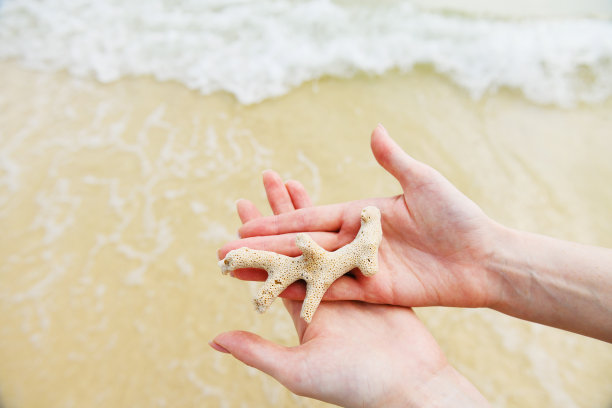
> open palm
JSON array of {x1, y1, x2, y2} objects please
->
[
  {"x1": 213, "y1": 169, "x2": 487, "y2": 407},
  {"x1": 213, "y1": 299, "x2": 459, "y2": 408},
  {"x1": 219, "y1": 125, "x2": 500, "y2": 309}
]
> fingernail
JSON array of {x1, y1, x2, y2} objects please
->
[
  {"x1": 377, "y1": 123, "x2": 386, "y2": 132},
  {"x1": 209, "y1": 341, "x2": 230, "y2": 354}
]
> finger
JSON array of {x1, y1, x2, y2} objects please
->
[
  {"x1": 263, "y1": 170, "x2": 295, "y2": 215},
  {"x1": 229, "y1": 271, "x2": 311, "y2": 335},
  {"x1": 282, "y1": 298, "x2": 309, "y2": 339},
  {"x1": 238, "y1": 203, "x2": 345, "y2": 238},
  {"x1": 229, "y1": 273, "x2": 321, "y2": 304},
  {"x1": 232, "y1": 268, "x2": 268, "y2": 281},
  {"x1": 370, "y1": 124, "x2": 429, "y2": 191},
  {"x1": 218, "y1": 231, "x2": 342, "y2": 260},
  {"x1": 230, "y1": 269, "x2": 363, "y2": 291},
  {"x1": 279, "y1": 274, "x2": 374, "y2": 303},
  {"x1": 236, "y1": 199, "x2": 262, "y2": 224},
  {"x1": 211, "y1": 331, "x2": 294, "y2": 382},
  {"x1": 285, "y1": 180, "x2": 312, "y2": 208},
  {"x1": 260, "y1": 171, "x2": 311, "y2": 334}
]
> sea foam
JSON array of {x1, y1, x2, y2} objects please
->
[{"x1": 0, "y1": 0, "x2": 611, "y2": 106}]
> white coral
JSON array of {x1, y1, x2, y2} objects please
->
[{"x1": 219, "y1": 206, "x2": 382, "y2": 322}]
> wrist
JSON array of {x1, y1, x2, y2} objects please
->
[
  {"x1": 478, "y1": 222, "x2": 612, "y2": 341},
  {"x1": 380, "y1": 365, "x2": 489, "y2": 408},
  {"x1": 479, "y1": 221, "x2": 523, "y2": 311}
]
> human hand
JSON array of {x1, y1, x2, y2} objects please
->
[
  {"x1": 212, "y1": 302, "x2": 489, "y2": 407},
  {"x1": 219, "y1": 125, "x2": 502, "y2": 309},
  {"x1": 212, "y1": 177, "x2": 488, "y2": 407}
]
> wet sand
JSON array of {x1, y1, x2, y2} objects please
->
[{"x1": 0, "y1": 60, "x2": 611, "y2": 407}]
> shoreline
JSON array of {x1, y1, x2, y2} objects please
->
[{"x1": 1, "y1": 60, "x2": 611, "y2": 407}]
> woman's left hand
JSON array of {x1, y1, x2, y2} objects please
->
[{"x1": 211, "y1": 172, "x2": 488, "y2": 407}]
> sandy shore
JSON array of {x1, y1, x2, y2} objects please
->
[{"x1": 0, "y1": 60, "x2": 611, "y2": 407}]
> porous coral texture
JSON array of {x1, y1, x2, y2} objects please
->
[{"x1": 219, "y1": 206, "x2": 383, "y2": 322}]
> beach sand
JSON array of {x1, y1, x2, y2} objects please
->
[{"x1": 0, "y1": 59, "x2": 611, "y2": 407}]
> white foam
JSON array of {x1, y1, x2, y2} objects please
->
[
  {"x1": 175, "y1": 255, "x2": 194, "y2": 276},
  {"x1": 198, "y1": 221, "x2": 235, "y2": 243},
  {"x1": 189, "y1": 201, "x2": 208, "y2": 214},
  {"x1": 1, "y1": 1, "x2": 611, "y2": 107},
  {"x1": 30, "y1": 178, "x2": 81, "y2": 245},
  {"x1": 163, "y1": 189, "x2": 186, "y2": 200},
  {"x1": 296, "y1": 150, "x2": 321, "y2": 203}
]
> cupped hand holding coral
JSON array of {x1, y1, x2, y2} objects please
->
[
  {"x1": 212, "y1": 173, "x2": 488, "y2": 408},
  {"x1": 218, "y1": 125, "x2": 501, "y2": 310}
]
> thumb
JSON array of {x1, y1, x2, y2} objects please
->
[
  {"x1": 211, "y1": 331, "x2": 292, "y2": 381},
  {"x1": 371, "y1": 124, "x2": 427, "y2": 191}
]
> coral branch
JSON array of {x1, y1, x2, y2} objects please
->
[{"x1": 219, "y1": 206, "x2": 382, "y2": 323}]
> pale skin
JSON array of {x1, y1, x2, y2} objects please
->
[
  {"x1": 212, "y1": 163, "x2": 489, "y2": 407},
  {"x1": 219, "y1": 124, "x2": 612, "y2": 343},
  {"x1": 212, "y1": 124, "x2": 612, "y2": 406}
]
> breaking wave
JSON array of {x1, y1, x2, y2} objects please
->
[{"x1": 0, "y1": 0, "x2": 611, "y2": 106}]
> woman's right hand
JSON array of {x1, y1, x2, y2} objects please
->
[
  {"x1": 213, "y1": 167, "x2": 489, "y2": 408},
  {"x1": 219, "y1": 125, "x2": 504, "y2": 310}
]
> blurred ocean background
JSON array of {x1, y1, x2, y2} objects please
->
[
  {"x1": 1, "y1": 0, "x2": 612, "y2": 106},
  {"x1": 0, "y1": 1, "x2": 611, "y2": 407}
]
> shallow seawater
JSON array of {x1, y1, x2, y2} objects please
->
[
  {"x1": 1, "y1": 1, "x2": 612, "y2": 406},
  {"x1": 1, "y1": 0, "x2": 612, "y2": 106},
  {"x1": 1, "y1": 61, "x2": 612, "y2": 407}
]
